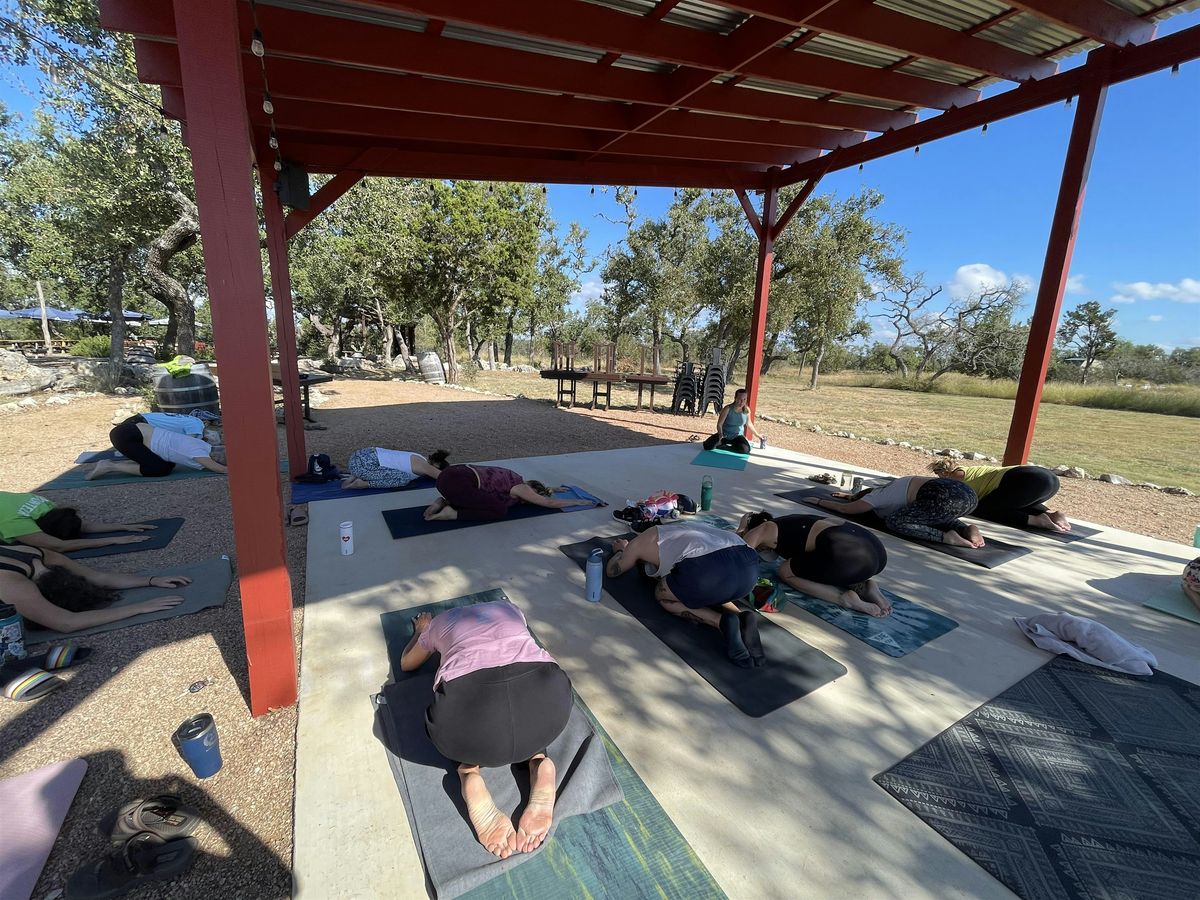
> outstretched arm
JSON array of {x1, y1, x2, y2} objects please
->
[
  {"x1": 14, "y1": 531, "x2": 150, "y2": 552},
  {"x1": 0, "y1": 573, "x2": 182, "y2": 634},
  {"x1": 39, "y1": 549, "x2": 192, "y2": 591},
  {"x1": 81, "y1": 520, "x2": 157, "y2": 534},
  {"x1": 196, "y1": 456, "x2": 227, "y2": 474},
  {"x1": 804, "y1": 496, "x2": 874, "y2": 515},
  {"x1": 511, "y1": 483, "x2": 600, "y2": 509},
  {"x1": 401, "y1": 612, "x2": 434, "y2": 671}
]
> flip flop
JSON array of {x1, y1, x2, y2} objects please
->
[
  {"x1": 38, "y1": 644, "x2": 93, "y2": 671},
  {"x1": 65, "y1": 832, "x2": 198, "y2": 900},
  {"x1": 102, "y1": 795, "x2": 202, "y2": 846},
  {"x1": 2, "y1": 668, "x2": 66, "y2": 702},
  {"x1": 287, "y1": 506, "x2": 309, "y2": 527}
]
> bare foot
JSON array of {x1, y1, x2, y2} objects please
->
[
  {"x1": 853, "y1": 580, "x2": 892, "y2": 616},
  {"x1": 837, "y1": 589, "x2": 887, "y2": 618},
  {"x1": 423, "y1": 498, "x2": 447, "y2": 520},
  {"x1": 964, "y1": 524, "x2": 986, "y2": 547},
  {"x1": 85, "y1": 461, "x2": 111, "y2": 480},
  {"x1": 341, "y1": 477, "x2": 370, "y2": 490},
  {"x1": 942, "y1": 530, "x2": 978, "y2": 549},
  {"x1": 460, "y1": 767, "x2": 517, "y2": 859},
  {"x1": 517, "y1": 755, "x2": 556, "y2": 853},
  {"x1": 1041, "y1": 511, "x2": 1071, "y2": 532}
]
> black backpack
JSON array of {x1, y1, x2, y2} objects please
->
[{"x1": 295, "y1": 453, "x2": 342, "y2": 484}]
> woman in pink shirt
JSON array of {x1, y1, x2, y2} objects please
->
[
  {"x1": 423, "y1": 462, "x2": 600, "y2": 521},
  {"x1": 400, "y1": 600, "x2": 572, "y2": 859}
]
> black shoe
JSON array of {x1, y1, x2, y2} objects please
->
[
  {"x1": 719, "y1": 613, "x2": 752, "y2": 668},
  {"x1": 739, "y1": 610, "x2": 767, "y2": 667},
  {"x1": 66, "y1": 832, "x2": 197, "y2": 899}
]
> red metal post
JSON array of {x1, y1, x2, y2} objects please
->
[
  {"x1": 1004, "y1": 74, "x2": 1108, "y2": 465},
  {"x1": 173, "y1": 0, "x2": 298, "y2": 715},
  {"x1": 260, "y1": 162, "x2": 307, "y2": 479},
  {"x1": 743, "y1": 184, "x2": 778, "y2": 413}
]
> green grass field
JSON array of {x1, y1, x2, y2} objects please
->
[{"x1": 469, "y1": 370, "x2": 1200, "y2": 493}]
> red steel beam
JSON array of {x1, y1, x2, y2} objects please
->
[
  {"x1": 734, "y1": 187, "x2": 763, "y2": 239},
  {"x1": 171, "y1": 0, "x2": 297, "y2": 716},
  {"x1": 258, "y1": 156, "x2": 307, "y2": 480},
  {"x1": 779, "y1": 24, "x2": 1200, "y2": 185},
  {"x1": 770, "y1": 173, "x2": 823, "y2": 240},
  {"x1": 1004, "y1": 72, "x2": 1108, "y2": 466},
  {"x1": 743, "y1": 181, "x2": 779, "y2": 413},
  {"x1": 1009, "y1": 1, "x2": 1156, "y2": 47},
  {"x1": 282, "y1": 147, "x2": 392, "y2": 239}
]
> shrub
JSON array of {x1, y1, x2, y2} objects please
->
[{"x1": 69, "y1": 335, "x2": 112, "y2": 358}]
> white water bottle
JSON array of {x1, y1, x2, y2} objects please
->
[
  {"x1": 339, "y1": 520, "x2": 354, "y2": 556},
  {"x1": 585, "y1": 548, "x2": 604, "y2": 602}
]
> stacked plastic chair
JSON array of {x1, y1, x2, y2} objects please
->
[
  {"x1": 671, "y1": 361, "x2": 698, "y2": 415},
  {"x1": 700, "y1": 348, "x2": 726, "y2": 416}
]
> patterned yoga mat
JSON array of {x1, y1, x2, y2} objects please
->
[{"x1": 875, "y1": 655, "x2": 1200, "y2": 899}]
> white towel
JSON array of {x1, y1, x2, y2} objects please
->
[{"x1": 1013, "y1": 612, "x2": 1157, "y2": 675}]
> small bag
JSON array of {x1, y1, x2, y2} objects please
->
[{"x1": 294, "y1": 453, "x2": 342, "y2": 484}]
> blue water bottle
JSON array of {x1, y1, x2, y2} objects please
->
[
  {"x1": 173, "y1": 713, "x2": 223, "y2": 778},
  {"x1": 585, "y1": 548, "x2": 604, "y2": 602},
  {"x1": 0, "y1": 603, "x2": 26, "y2": 665}
]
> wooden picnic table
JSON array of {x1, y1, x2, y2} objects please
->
[{"x1": 273, "y1": 371, "x2": 333, "y2": 421}]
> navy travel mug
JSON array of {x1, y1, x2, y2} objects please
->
[{"x1": 173, "y1": 713, "x2": 223, "y2": 778}]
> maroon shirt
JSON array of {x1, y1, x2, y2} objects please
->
[{"x1": 436, "y1": 464, "x2": 525, "y2": 520}]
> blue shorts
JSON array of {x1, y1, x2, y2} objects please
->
[{"x1": 666, "y1": 544, "x2": 760, "y2": 609}]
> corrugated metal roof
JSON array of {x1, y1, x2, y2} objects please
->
[
  {"x1": 898, "y1": 57, "x2": 984, "y2": 86},
  {"x1": 440, "y1": 24, "x2": 606, "y2": 64},
  {"x1": 260, "y1": 0, "x2": 425, "y2": 31},
  {"x1": 798, "y1": 32, "x2": 910, "y2": 69},
  {"x1": 981, "y1": 11, "x2": 1086, "y2": 57},
  {"x1": 876, "y1": 0, "x2": 1011, "y2": 32},
  {"x1": 732, "y1": 77, "x2": 830, "y2": 101},
  {"x1": 662, "y1": 0, "x2": 748, "y2": 36}
]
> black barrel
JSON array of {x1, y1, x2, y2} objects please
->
[{"x1": 154, "y1": 370, "x2": 219, "y2": 415}]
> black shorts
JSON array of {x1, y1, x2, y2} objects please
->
[
  {"x1": 666, "y1": 544, "x2": 760, "y2": 609},
  {"x1": 425, "y1": 661, "x2": 572, "y2": 767},
  {"x1": 109, "y1": 415, "x2": 175, "y2": 478}
]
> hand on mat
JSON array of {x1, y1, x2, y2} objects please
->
[
  {"x1": 149, "y1": 575, "x2": 192, "y2": 589},
  {"x1": 412, "y1": 612, "x2": 432, "y2": 635},
  {"x1": 801, "y1": 497, "x2": 824, "y2": 508},
  {"x1": 134, "y1": 596, "x2": 185, "y2": 614},
  {"x1": 120, "y1": 524, "x2": 158, "y2": 532},
  {"x1": 111, "y1": 535, "x2": 151, "y2": 545}
]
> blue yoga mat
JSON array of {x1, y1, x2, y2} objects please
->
[
  {"x1": 65, "y1": 517, "x2": 185, "y2": 560},
  {"x1": 381, "y1": 486, "x2": 604, "y2": 539},
  {"x1": 689, "y1": 448, "x2": 749, "y2": 471},
  {"x1": 759, "y1": 559, "x2": 958, "y2": 657},
  {"x1": 290, "y1": 475, "x2": 434, "y2": 504}
]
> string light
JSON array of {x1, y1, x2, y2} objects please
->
[
  {"x1": 1065, "y1": 96, "x2": 1073, "y2": 108},
  {"x1": 251, "y1": 30, "x2": 265, "y2": 57},
  {"x1": 249, "y1": 0, "x2": 284, "y2": 176},
  {"x1": 268, "y1": 133, "x2": 279, "y2": 150},
  {"x1": 914, "y1": 145, "x2": 920, "y2": 155},
  {"x1": 273, "y1": 159, "x2": 282, "y2": 172},
  {"x1": 262, "y1": 92, "x2": 274, "y2": 115},
  {"x1": 590, "y1": 186, "x2": 595, "y2": 195},
  {"x1": 981, "y1": 123, "x2": 988, "y2": 135},
  {"x1": 1171, "y1": 63, "x2": 1180, "y2": 77},
  {"x1": 633, "y1": 188, "x2": 638, "y2": 197},
  {"x1": 858, "y1": 163, "x2": 864, "y2": 172}
]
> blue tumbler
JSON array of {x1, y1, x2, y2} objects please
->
[
  {"x1": 0, "y1": 603, "x2": 26, "y2": 665},
  {"x1": 173, "y1": 713, "x2": 223, "y2": 778}
]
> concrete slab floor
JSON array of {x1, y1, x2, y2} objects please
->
[{"x1": 292, "y1": 443, "x2": 1200, "y2": 900}]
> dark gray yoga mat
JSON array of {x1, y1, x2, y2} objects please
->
[
  {"x1": 381, "y1": 486, "x2": 603, "y2": 540},
  {"x1": 776, "y1": 486, "x2": 1032, "y2": 569},
  {"x1": 23, "y1": 554, "x2": 232, "y2": 643},
  {"x1": 978, "y1": 518, "x2": 1101, "y2": 544},
  {"x1": 65, "y1": 517, "x2": 184, "y2": 560},
  {"x1": 875, "y1": 655, "x2": 1200, "y2": 900},
  {"x1": 560, "y1": 535, "x2": 846, "y2": 717}
]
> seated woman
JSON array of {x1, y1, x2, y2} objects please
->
[
  {"x1": 400, "y1": 600, "x2": 572, "y2": 859},
  {"x1": 87, "y1": 414, "x2": 226, "y2": 480},
  {"x1": 605, "y1": 522, "x2": 764, "y2": 667},
  {"x1": 929, "y1": 459, "x2": 1070, "y2": 533},
  {"x1": 342, "y1": 448, "x2": 449, "y2": 490},
  {"x1": 0, "y1": 543, "x2": 187, "y2": 634},
  {"x1": 738, "y1": 511, "x2": 891, "y2": 617},
  {"x1": 808, "y1": 475, "x2": 984, "y2": 549},
  {"x1": 702, "y1": 388, "x2": 763, "y2": 455},
  {"x1": 0, "y1": 490, "x2": 155, "y2": 552},
  {"x1": 424, "y1": 463, "x2": 601, "y2": 521}
]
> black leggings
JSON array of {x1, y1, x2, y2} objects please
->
[
  {"x1": 789, "y1": 522, "x2": 887, "y2": 587},
  {"x1": 703, "y1": 434, "x2": 751, "y2": 454},
  {"x1": 974, "y1": 466, "x2": 1059, "y2": 529},
  {"x1": 883, "y1": 478, "x2": 978, "y2": 543},
  {"x1": 425, "y1": 662, "x2": 572, "y2": 768},
  {"x1": 109, "y1": 415, "x2": 174, "y2": 477}
]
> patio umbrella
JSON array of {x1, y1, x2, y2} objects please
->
[{"x1": 0, "y1": 306, "x2": 84, "y2": 321}]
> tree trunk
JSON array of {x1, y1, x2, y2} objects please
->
[
  {"x1": 760, "y1": 332, "x2": 780, "y2": 375},
  {"x1": 809, "y1": 343, "x2": 826, "y2": 389},
  {"x1": 503, "y1": 310, "x2": 516, "y2": 365},
  {"x1": 307, "y1": 313, "x2": 339, "y2": 359},
  {"x1": 796, "y1": 350, "x2": 808, "y2": 377},
  {"x1": 725, "y1": 339, "x2": 746, "y2": 384},
  {"x1": 395, "y1": 325, "x2": 416, "y2": 373},
  {"x1": 1081, "y1": 358, "x2": 1093, "y2": 384},
  {"x1": 144, "y1": 191, "x2": 200, "y2": 356},
  {"x1": 35, "y1": 280, "x2": 52, "y2": 352},
  {"x1": 106, "y1": 254, "x2": 127, "y2": 374}
]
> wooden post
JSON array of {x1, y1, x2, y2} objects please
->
[
  {"x1": 174, "y1": 0, "x2": 298, "y2": 715},
  {"x1": 743, "y1": 185, "x2": 777, "y2": 413},
  {"x1": 1004, "y1": 73, "x2": 1108, "y2": 465},
  {"x1": 260, "y1": 161, "x2": 308, "y2": 479}
]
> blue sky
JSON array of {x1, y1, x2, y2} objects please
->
[{"x1": 2, "y1": 11, "x2": 1196, "y2": 348}]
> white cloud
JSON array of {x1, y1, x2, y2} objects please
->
[
  {"x1": 569, "y1": 279, "x2": 606, "y2": 307},
  {"x1": 1065, "y1": 274, "x2": 1086, "y2": 294},
  {"x1": 1148, "y1": 314, "x2": 1164, "y2": 322},
  {"x1": 1110, "y1": 277, "x2": 1200, "y2": 305},
  {"x1": 948, "y1": 263, "x2": 1009, "y2": 299}
]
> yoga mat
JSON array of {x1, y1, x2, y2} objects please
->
[
  {"x1": 291, "y1": 475, "x2": 435, "y2": 504},
  {"x1": 979, "y1": 519, "x2": 1102, "y2": 544},
  {"x1": 64, "y1": 517, "x2": 184, "y2": 560},
  {"x1": 379, "y1": 590, "x2": 723, "y2": 900},
  {"x1": 74, "y1": 448, "x2": 122, "y2": 464},
  {"x1": 382, "y1": 486, "x2": 603, "y2": 540},
  {"x1": 560, "y1": 536, "x2": 846, "y2": 717},
  {"x1": 1144, "y1": 590, "x2": 1200, "y2": 625},
  {"x1": 760, "y1": 559, "x2": 958, "y2": 657},
  {"x1": 23, "y1": 554, "x2": 232, "y2": 643},
  {"x1": 38, "y1": 458, "x2": 286, "y2": 491},
  {"x1": 0, "y1": 758, "x2": 88, "y2": 900},
  {"x1": 1087, "y1": 571, "x2": 1200, "y2": 625},
  {"x1": 776, "y1": 486, "x2": 1032, "y2": 569},
  {"x1": 689, "y1": 448, "x2": 749, "y2": 471},
  {"x1": 875, "y1": 655, "x2": 1200, "y2": 900}
]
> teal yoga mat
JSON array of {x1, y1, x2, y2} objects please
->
[
  {"x1": 1144, "y1": 590, "x2": 1200, "y2": 625},
  {"x1": 689, "y1": 448, "x2": 749, "y2": 471},
  {"x1": 379, "y1": 590, "x2": 725, "y2": 900}
]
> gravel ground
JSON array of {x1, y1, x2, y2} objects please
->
[{"x1": 1, "y1": 375, "x2": 1194, "y2": 900}]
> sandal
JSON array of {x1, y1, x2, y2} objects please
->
[
  {"x1": 102, "y1": 795, "x2": 202, "y2": 846},
  {"x1": 287, "y1": 506, "x2": 309, "y2": 527},
  {"x1": 66, "y1": 832, "x2": 197, "y2": 900},
  {"x1": 2, "y1": 667, "x2": 66, "y2": 702},
  {"x1": 38, "y1": 644, "x2": 92, "y2": 671}
]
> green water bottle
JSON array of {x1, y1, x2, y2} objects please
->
[
  {"x1": 1193, "y1": 524, "x2": 1200, "y2": 549},
  {"x1": 701, "y1": 475, "x2": 714, "y2": 512}
]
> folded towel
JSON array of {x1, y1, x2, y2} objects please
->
[{"x1": 1013, "y1": 612, "x2": 1157, "y2": 675}]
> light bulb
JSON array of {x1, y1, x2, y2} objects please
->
[
  {"x1": 251, "y1": 30, "x2": 265, "y2": 57},
  {"x1": 982, "y1": 123, "x2": 988, "y2": 134},
  {"x1": 268, "y1": 134, "x2": 278, "y2": 150},
  {"x1": 263, "y1": 94, "x2": 274, "y2": 115},
  {"x1": 273, "y1": 159, "x2": 282, "y2": 172}
]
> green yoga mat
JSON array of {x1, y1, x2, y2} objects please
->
[
  {"x1": 689, "y1": 448, "x2": 749, "y2": 471},
  {"x1": 1144, "y1": 590, "x2": 1200, "y2": 625},
  {"x1": 23, "y1": 554, "x2": 233, "y2": 643},
  {"x1": 380, "y1": 590, "x2": 725, "y2": 900}
]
